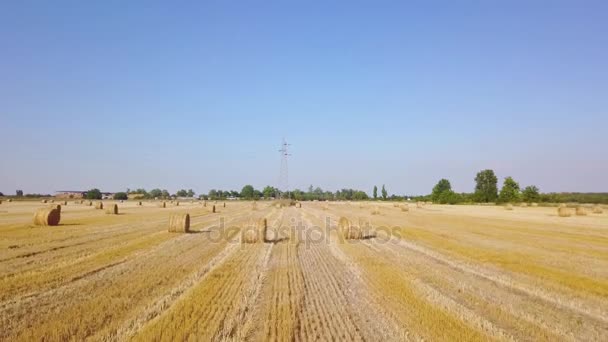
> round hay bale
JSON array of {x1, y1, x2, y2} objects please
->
[
  {"x1": 505, "y1": 204, "x2": 513, "y2": 210},
  {"x1": 95, "y1": 202, "x2": 104, "y2": 210},
  {"x1": 520, "y1": 203, "x2": 528, "y2": 207},
  {"x1": 251, "y1": 202, "x2": 257, "y2": 210},
  {"x1": 416, "y1": 202, "x2": 423, "y2": 208},
  {"x1": 531, "y1": 203, "x2": 538, "y2": 207},
  {"x1": 0, "y1": 200, "x2": 2, "y2": 205},
  {"x1": 168, "y1": 213, "x2": 190, "y2": 233},
  {"x1": 86, "y1": 201, "x2": 92, "y2": 206},
  {"x1": 105, "y1": 204, "x2": 118, "y2": 215},
  {"x1": 41, "y1": 199, "x2": 48, "y2": 203},
  {"x1": 8, "y1": 199, "x2": 12, "y2": 202},
  {"x1": 50, "y1": 199, "x2": 55, "y2": 203},
  {"x1": 212, "y1": 205, "x2": 216, "y2": 213},
  {"x1": 160, "y1": 201, "x2": 166, "y2": 208},
  {"x1": 241, "y1": 218, "x2": 267, "y2": 243},
  {"x1": 400, "y1": 204, "x2": 409, "y2": 212},
  {"x1": 295, "y1": 202, "x2": 302, "y2": 208},
  {"x1": 137, "y1": 201, "x2": 142, "y2": 206},
  {"x1": 371, "y1": 206, "x2": 380, "y2": 215},
  {"x1": 223, "y1": 202, "x2": 226, "y2": 207},
  {"x1": 575, "y1": 207, "x2": 587, "y2": 216},
  {"x1": 592, "y1": 206, "x2": 603, "y2": 214},
  {"x1": 33, "y1": 208, "x2": 61, "y2": 226},
  {"x1": 558, "y1": 207, "x2": 572, "y2": 217},
  {"x1": 203, "y1": 201, "x2": 207, "y2": 207},
  {"x1": 559, "y1": 203, "x2": 566, "y2": 208}
]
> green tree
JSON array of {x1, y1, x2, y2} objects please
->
[
  {"x1": 263, "y1": 186, "x2": 277, "y2": 199},
  {"x1": 522, "y1": 185, "x2": 540, "y2": 203},
  {"x1": 161, "y1": 190, "x2": 170, "y2": 199},
  {"x1": 431, "y1": 179, "x2": 452, "y2": 202},
  {"x1": 113, "y1": 192, "x2": 128, "y2": 200},
  {"x1": 474, "y1": 169, "x2": 498, "y2": 203},
  {"x1": 498, "y1": 177, "x2": 521, "y2": 203},
  {"x1": 373, "y1": 186, "x2": 378, "y2": 200},
  {"x1": 16, "y1": 190, "x2": 23, "y2": 197},
  {"x1": 149, "y1": 189, "x2": 162, "y2": 198},
  {"x1": 176, "y1": 189, "x2": 188, "y2": 197},
  {"x1": 86, "y1": 188, "x2": 102, "y2": 200},
  {"x1": 187, "y1": 189, "x2": 195, "y2": 197},
  {"x1": 241, "y1": 185, "x2": 255, "y2": 200},
  {"x1": 381, "y1": 185, "x2": 387, "y2": 200}
]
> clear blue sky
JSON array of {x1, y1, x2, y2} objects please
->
[{"x1": 1, "y1": 1, "x2": 607, "y2": 196}]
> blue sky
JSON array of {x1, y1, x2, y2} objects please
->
[{"x1": 1, "y1": 1, "x2": 607, "y2": 195}]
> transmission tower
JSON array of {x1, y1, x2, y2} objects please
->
[{"x1": 278, "y1": 138, "x2": 291, "y2": 198}]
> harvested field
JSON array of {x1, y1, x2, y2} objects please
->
[{"x1": 0, "y1": 201, "x2": 607, "y2": 341}]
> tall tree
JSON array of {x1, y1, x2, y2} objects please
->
[
  {"x1": 499, "y1": 177, "x2": 521, "y2": 203},
  {"x1": 241, "y1": 185, "x2": 255, "y2": 199},
  {"x1": 381, "y1": 185, "x2": 387, "y2": 200},
  {"x1": 474, "y1": 169, "x2": 498, "y2": 202},
  {"x1": 16, "y1": 190, "x2": 23, "y2": 197},
  {"x1": 187, "y1": 189, "x2": 195, "y2": 197},
  {"x1": 85, "y1": 188, "x2": 102, "y2": 200},
  {"x1": 431, "y1": 179, "x2": 452, "y2": 202},
  {"x1": 373, "y1": 185, "x2": 378, "y2": 200},
  {"x1": 521, "y1": 185, "x2": 540, "y2": 203}
]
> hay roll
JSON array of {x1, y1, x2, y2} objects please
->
[
  {"x1": 34, "y1": 208, "x2": 61, "y2": 226},
  {"x1": 400, "y1": 204, "x2": 409, "y2": 212},
  {"x1": 251, "y1": 202, "x2": 257, "y2": 210},
  {"x1": 371, "y1": 206, "x2": 380, "y2": 215},
  {"x1": 168, "y1": 213, "x2": 190, "y2": 233},
  {"x1": 558, "y1": 207, "x2": 572, "y2": 217},
  {"x1": 160, "y1": 201, "x2": 166, "y2": 208},
  {"x1": 505, "y1": 204, "x2": 513, "y2": 210},
  {"x1": 575, "y1": 207, "x2": 587, "y2": 216},
  {"x1": 175, "y1": 201, "x2": 180, "y2": 206},
  {"x1": 41, "y1": 199, "x2": 48, "y2": 203},
  {"x1": 138, "y1": 201, "x2": 143, "y2": 206},
  {"x1": 531, "y1": 203, "x2": 538, "y2": 207},
  {"x1": 295, "y1": 202, "x2": 302, "y2": 208},
  {"x1": 241, "y1": 218, "x2": 267, "y2": 243},
  {"x1": 105, "y1": 204, "x2": 118, "y2": 215},
  {"x1": 416, "y1": 202, "x2": 423, "y2": 208},
  {"x1": 223, "y1": 202, "x2": 226, "y2": 207},
  {"x1": 8, "y1": 199, "x2": 12, "y2": 202},
  {"x1": 592, "y1": 206, "x2": 603, "y2": 214},
  {"x1": 212, "y1": 205, "x2": 216, "y2": 213},
  {"x1": 95, "y1": 202, "x2": 104, "y2": 210}
]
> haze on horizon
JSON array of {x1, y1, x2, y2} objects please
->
[{"x1": 1, "y1": 1, "x2": 606, "y2": 196}]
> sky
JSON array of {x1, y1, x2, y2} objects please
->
[{"x1": 1, "y1": 1, "x2": 607, "y2": 196}]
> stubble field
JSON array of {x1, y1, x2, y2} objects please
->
[{"x1": 0, "y1": 200, "x2": 607, "y2": 341}]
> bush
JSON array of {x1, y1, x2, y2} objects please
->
[
  {"x1": 85, "y1": 188, "x2": 102, "y2": 200},
  {"x1": 113, "y1": 192, "x2": 128, "y2": 200}
]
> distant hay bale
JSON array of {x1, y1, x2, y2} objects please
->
[
  {"x1": 559, "y1": 203, "x2": 567, "y2": 208},
  {"x1": 241, "y1": 218, "x2": 267, "y2": 243},
  {"x1": 105, "y1": 204, "x2": 118, "y2": 215},
  {"x1": 531, "y1": 203, "x2": 538, "y2": 207},
  {"x1": 175, "y1": 201, "x2": 180, "y2": 206},
  {"x1": 41, "y1": 199, "x2": 48, "y2": 203},
  {"x1": 95, "y1": 202, "x2": 104, "y2": 210},
  {"x1": 295, "y1": 202, "x2": 302, "y2": 208},
  {"x1": 33, "y1": 208, "x2": 61, "y2": 226},
  {"x1": 416, "y1": 202, "x2": 423, "y2": 208},
  {"x1": 203, "y1": 201, "x2": 207, "y2": 207},
  {"x1": 338, "y1": 217, "x2": 374, "y2": 240},
  {"x1": 212, "y1": 205, "x2": 216, "y2": 213},
  {"x1": 393, "y1": 203, "x2": 399, "y2": 208},
  {"x1": 505, "y1": 204, "x2": 513, "y2": 210},
  {"x1": 520, "y1": 203, "x2": 528, "y2": 207},
  {"x1": 400, "y1": 204, "x2": 409, "y2": 212},
  {"x1": 251, "y1": 202, "x2": 257, "y2": 210},
  {"x1": 223, "y1": 202, "x2": 226, "y2": 208},
  {"x1": 558, "y1": 207, "x2": 571, "y2": 217},
  {"x1": 592, "y1": 206, "x2": 603, "y2": 214},
  {"x1": 137, "y1": 201, "x2": 142, "y2": 206},
  {"x1": 168, "y1": 213, "x2": 190, "y2": 233},
  {"x1": 50, "y1": 199, "x2": 55, "y2": 203},
  {"x1": 160, "y1": 201, "x2": 166, "y2": 208},
  {"x1": 0, "y1": 200, "x2": 2, "y2": 204},
  {"x1": 575, "y1": 206, "x2": 587, "y2": 216},
  {"x1": 371, "y1": 206, "x2": 381, "y2": 215},
  {"x1": 8, "y1": 199, "x2": 12, "y2": 202}
]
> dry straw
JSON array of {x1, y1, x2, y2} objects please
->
[
  {"x1": 416, "y1": 202, "x2": 423, "y2": 208},
  {"x1": 575, "y1": 206, "x2": 587, "y2": 216},
  {"x1": 592, "y1": 205, "x2": 603, "y2": 214},
  {"x1": 505, "y1": 204, "x2": 514, "y2": 210},
  {"x1": 531, "y1": 203, "x2": 538, "y2": 207},
  {"x1": 105, "y1": 204, "x2": 118, "y2": 215},
  {"x1": 95, "y1": 202, "x2": 104, "y2": 210},
  {"x1": 8, "y1": 199, "x2": 12, "y2": 202},
  {"x1": 241, "y1": 218, "x2": 267, "y2": 243},
  {"x1": 212, "y1": 205, "x2": 216, "y2": 213},
  {"x1": 251, "y1": 202, "x2": 257, "y2": 210},
  {"x1": 371, "y1": 206, "x2": 381, "y2": 215},
  {"x1": 223, "y1": 202, "x2": 226, "y2": 208},
  {"x1": 175, "y1": 201, "x2": 180, "y2": 206},
  {"x1": 86, "y1": 201, "x2": 92, "y2": 206},
  {"x1": 520, "y1": 203, "x2": 528, "y2": 207},
  {"x1": 160, "y1": 201, "x2": 166, "y2": 208},
  {"x1": 557, "y1": 207, "x2": 571, "y2": 217},
  {"x1": 34, "y1": 208, "x2": 61, "y2": 226},
  {"x1": 137, "y1": 201, "x2": 142, "y2": 206},
  {"x1": 168, "y1": 213, "x2": 190, "y2": 233},
  {"x1": 41, "y1": 199, "x2": 48, "y2": 203},
  {"x1": 295, "y1": 202, "x2": 302, "y2": 208},
  {"x1": 400, "y1": 204, "x2": 409, "y2": 212}
]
